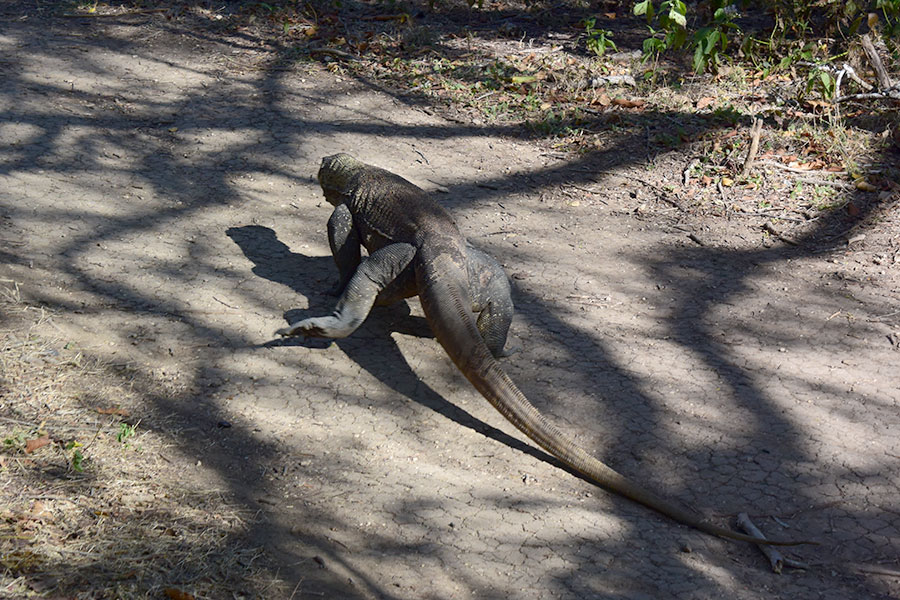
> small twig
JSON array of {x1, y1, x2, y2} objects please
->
[
  {"x1": 475, "y1": 230, "x2": 516, "y2": 237},
  {"x1": 840, "y1": 63, "x2": 874, "y2": 92},
  {"x1": 658, "y1": 194, "x2": 686, "y2": 212},
  {"x1": 688, "y1": 233, "x2": 706, "y2": 246},
  {"x1": 212, "y1": 296, "x2": 239, "y2": 310},
  {"x1": 288, "y1": 577, "x2": 305, "y2": 600},
  {"x1": 855, "y1": 566, "x2": 900, "y2": 578},
  {"x1": 511, "y1": 45, "x2": 563, "y2": 54},
  {"x1": 359, "y1": 13, "x2": 408, "y2": 21},
  {"x1": 565, "y1": 294, "x2": 607, "y2": 307},
  {"x1": 307, "y1": 47, "x2": 360, "y2": 61},
  {"x1": 763, "y1": 222, "x2": 799, "y2": 245},
  {"x1": 683, "y1": 158, "x2": 700, "y2": 186},
  {"x1": 732, "y1": 212, "x2": 808, "y2": 222},
  {"x1": 737, "y1": 513, "x2": 785, "y2": 573},
  {"x1": 568, "y1": 184, "x2": 609, "y2": 204},
  {"x1": 795, "y1": 177, "x2": 853, "y2": 189},
  {"x1": 867, "y1": 309, "x2": 900, "y2": 322},
  {"x1": 836, "y1": 91, "x2": 900, "y2": 103},
  {"x1": 61, "y1": 8, "x2": 167, "y2": 17},
  {"x1": 835, "y1": 65, "x2": 846, "y2": 100},
  {"x1": 741, "y1": 118, "x2": 763, "y2": 177},
  {"x1": 757, "y1": 160, "x2": 846, "y2": 175}
]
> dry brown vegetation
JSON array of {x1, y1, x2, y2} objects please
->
[{"x1": 0, "y1": 285, "x2": 279, "y2": 599}]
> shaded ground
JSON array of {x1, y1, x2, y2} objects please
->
[{"x1": 1, "y1": 2, "x2": 899, "y2": 599}]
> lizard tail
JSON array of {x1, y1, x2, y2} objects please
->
[{"x1": 416, "y1": 252, "x2": 814, "y2": 546}]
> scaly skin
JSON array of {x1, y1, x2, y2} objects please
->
[{"x1": 278, "y1": 154, "x2": 813, "y2": 546}]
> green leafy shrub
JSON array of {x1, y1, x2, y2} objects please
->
[{"x1": 583, "y1": 18, "x2": 618, "y2": 57}]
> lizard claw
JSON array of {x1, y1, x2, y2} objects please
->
[{"x1": 276, "y1": 318, "x2": 329, "y2": 338}]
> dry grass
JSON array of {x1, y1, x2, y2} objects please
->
[{"x1": 0, "y1": 283, "x2": 279, "y2": 599}]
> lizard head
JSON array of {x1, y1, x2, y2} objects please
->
[{"x1": 318, "y1": 153, "x2": 362, "y2": 206}]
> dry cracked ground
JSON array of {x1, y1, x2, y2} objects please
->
[{"x1": 1, "y1": 3, "x2": 899, "y2": 600}]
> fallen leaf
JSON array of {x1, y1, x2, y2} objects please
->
[
  {"x1": 721, "y1": 177, "x2": 734, "y2": 187},
  {"x1": 31, "y1": 501, "x2": 49, "y2": 519},
  {"x1": 24, "y1": 436, "x2": 51, "y2": 454},
  {"x1": 847, "y1": 202, "x2": 860, "y2": 217},
  {"x1": 696, "y1": 96, "x2": 715, "y2": 110},
  {"x1": 854, "y1": 179, "x2": 877, "y2": 192},
  {"x1": 163, "y1": 589, "x2": 195, "y2": 600},
  {"x1": 612, "y1": 97, "x2": 645, "y2": 108},
  {"x1": 798, "y1": 159, "x2": 825, "y2": 170},
  {"x1": 804, "y1": 100, "x2": 831, "y2": 112},
  {"x1": 595, "y1": 92, "x2": 611, "y2": 106}
]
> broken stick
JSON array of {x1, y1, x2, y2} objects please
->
[
  {"x1": 737, "y1": 513, "x2": 785, "y2": 573},
  {"x1": 741, "y1": 118, "x2": 764, "y2": 178},
  {"x1": 861, "y1": 34, "x2": 893, "y2": 91}
]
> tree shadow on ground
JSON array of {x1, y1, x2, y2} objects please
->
[{"x1": 227, "y1": 224, "x2": 574, "y2": 470}]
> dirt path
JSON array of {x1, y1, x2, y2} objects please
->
[{"x1": 2, "y1": 5, "x2": 899, "y2": 599}]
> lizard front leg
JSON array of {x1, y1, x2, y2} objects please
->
[
  {"x1": 327, "y1": 203, "x2": 361, "y2": 296},
  {"x1": 277, "y1": 242, "x2": 417, "y2": 339}
]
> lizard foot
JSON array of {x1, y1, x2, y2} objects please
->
[
  {"x1": 275, "y1": 315, "x2": 353, "y2": 339},
  {"x1": 276, "y1": 319, "x2": 326, "y2": 338},
  {"x1": 496, "y1": 344, "x2": 521, "y2": 358}
]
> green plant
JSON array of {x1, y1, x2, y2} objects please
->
[
  {"x1": 2, "y1": 431, "x2": 26, "y2": 450},
  {"x1": 66, "y1": 440, "x2": 85, "y2": 472},
  {"x1": 635, "y1": 1, "x2": 740, "y2": 73},
  {"x1": 117, "y1": 422, "x2": 138, "y2": 444},
  {"x1": 692, "y1": 3, "x2": 740, "y2": 73},
  {"x1": 583, "y1": 18, "x2": 618, "y2": 57},
  {"x1": 808, "y1": 68, "x2": 836, "y2": 99},
  {"x1": 634, "y1": 0, "x2": 688, "y2": 61},
  {"x1": 633, "y1": 0, "x2": 900, "y2": 75}
]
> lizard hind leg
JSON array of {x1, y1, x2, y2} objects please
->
[
  {"x1": 466, "y1": 243, "x2": 514, "y2": 358},
  {"x1": 277, "y1": 242, "x2": 417, "y2": 339},
  {"x1": 476, "y1": 302, "x2": 513, "y2": 358}
]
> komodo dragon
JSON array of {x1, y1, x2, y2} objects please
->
[{"x1": 277, "y1": 153, "x2": 810, "y2": 546}]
